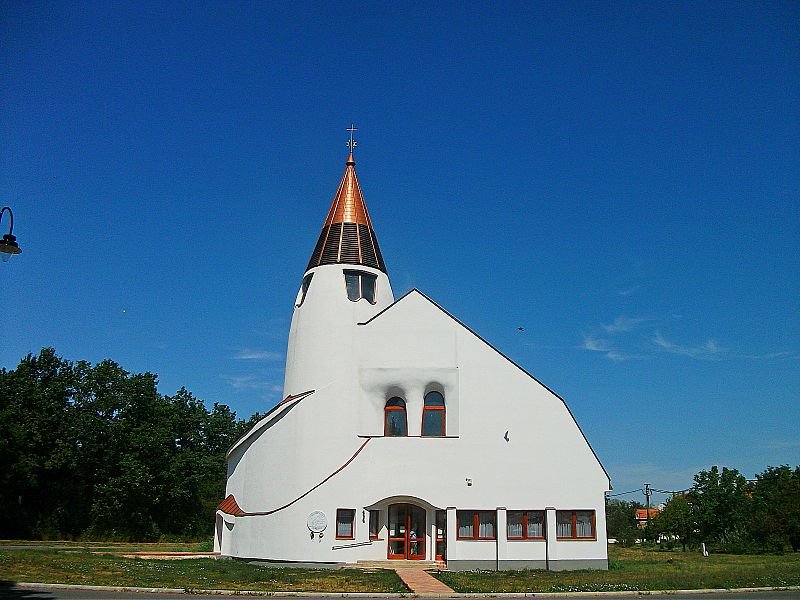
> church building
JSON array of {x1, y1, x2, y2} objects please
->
[{"x1": 215, "y1": 132, "x2": 611, "y2": 570}]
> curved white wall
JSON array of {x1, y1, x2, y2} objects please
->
[{"x1": 222, "y1": 290, "x2": 609, "y2": 569}]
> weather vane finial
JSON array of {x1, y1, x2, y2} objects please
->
[{"x1": 346, "y1": 123, "x2": 358, "y2": 152}]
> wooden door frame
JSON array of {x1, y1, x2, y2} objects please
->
[{"x1": 387, "y1": 503, "x2": 426, "y2": 560}]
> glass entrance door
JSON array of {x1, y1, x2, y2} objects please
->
[{"x1": 388, "y1": 504, "x2": 426, "y2": 560}]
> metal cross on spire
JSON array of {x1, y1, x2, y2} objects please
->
[{"x1": 346, "y1": 124, "x2": 358, "y2": 152}]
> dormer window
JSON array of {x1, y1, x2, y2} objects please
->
[
  {"x1": 344, "y1": 270, "x2": 377, "y2": 303},
  {"x1": 295, "y1": 273, "x2": 313, "y2": 307}
]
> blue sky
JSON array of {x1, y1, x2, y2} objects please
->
[{"x1": 2, "y1": 1, "x2": 798, "y2": 504}]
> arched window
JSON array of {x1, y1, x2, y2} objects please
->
[
  {"x1": 384, "y1": 397, "x2": 407, "y2": 436},
  {"x1": 422, "y1": 391, "x2": 445, "y2": 436}
]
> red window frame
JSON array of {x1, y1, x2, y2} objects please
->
[
  {"x1": 507, "y1": 510, "x2": 546, "y2": 540},
  {"x1": 556, "y1": 510, "x2": 596, "y2": 540},
  {"x1": 369, "y1": 509, "x2": 380, "y2": 540},
  {"x1": 336, "y1": 508, "x2": 356, "y2": 540},
  {"x1": 435, "y1": 510, "x2": 446, "y2": 560},
  {"x1": 384, "y1": 397, "x2": 408, "y2": 436},
  {"x1": 456, "y1": 510, "x2": 496, "y2": 540},
  {"x1": 421, "y1": 391, "x2": 445, "y2": 436}
]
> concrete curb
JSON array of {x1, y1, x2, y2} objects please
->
[{"x1": 11, "y1": 582, "x2": 800, "y2": 597}]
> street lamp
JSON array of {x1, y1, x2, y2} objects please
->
[{"x1": 0, "y1": 206, "x2": 22, "y2": 262}]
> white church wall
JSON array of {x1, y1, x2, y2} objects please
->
[
  {"x1": 283, "y1": 264, "x2": 393, "y2": 398},
  {"x1": 221, "y1": 248, "x2": 608, "y2": 569}
]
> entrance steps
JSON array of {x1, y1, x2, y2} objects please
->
[{"x1": 351, "y1": 559, "x2": 445, "y2": 571}]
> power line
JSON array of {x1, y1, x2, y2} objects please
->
[
  {"x1": 607, "y1": 485, "x2": 693, "y2": 499},
  {"x1": 606, "y1": 489, "x2": 641, "y2": 497},
  {"x1": 651, "y1": 487, "x2": 691, "y2": 495}
]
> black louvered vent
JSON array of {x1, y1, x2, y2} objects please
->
[
  {"x1": 373, "y1": 235, "x2": 386, "y2": 272},
  {"x1": 340, "y1": 223, "x2": 360, "y2": 264},
  {"x1": 307, "y1": 229, "x2": 327, "y2": 270},
  {"x1": 305, "y1": 222, "x2": 387, "y2": 273},
  {"x1": 320, "y1": 223, "x2": 342, "y2": 264},
  {"x1": 358, "y1": 224, "x2": 377, "y2": 266}
]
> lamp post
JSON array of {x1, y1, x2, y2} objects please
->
[{"x1": 0, "y1": 206, "x2": 22, "y2": 262}]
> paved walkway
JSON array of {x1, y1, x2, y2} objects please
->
[{"x1": 394, "y1": 567, "x2": 455, "y2": 595}]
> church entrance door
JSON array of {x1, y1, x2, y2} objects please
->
[{"x1": 387, "y1": 503, "x2": 426, "y2": 560}]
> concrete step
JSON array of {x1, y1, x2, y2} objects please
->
[{"x1": 351, "y1": 559, "x2": 445, "y2": 570}]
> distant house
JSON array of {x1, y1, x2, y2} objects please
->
[{"x1": 635, "y1": 508, "x2": 660, "y2": 528}]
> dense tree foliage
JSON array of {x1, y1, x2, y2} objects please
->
[
  {"x1": 749, "y1": 465, "x2": 800, "y2": 552},
  {"x1": 0, "y1": 348, "x2": 261, "y2": 541},
  {"x1": 605, "y1": 498, "x2": 642, "y2": 546},
  {"x1": 651, "y1": 465, "x2": 800, "y2": 553},
  {"x1": 653, "y1": 495, "x2": 694, "y2": 551}
]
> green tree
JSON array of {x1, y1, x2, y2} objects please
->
[
  {"x1": 0, "y1": 347, "x2": 253, "y2": 541},
  {"x1": 0, "y1": 348, "x2": 79, "y2": 538},
  {"x1": 605, "y1": 498, "x2": 642, "y2": 545},
  {"x1": 691, "y1": 466, "x2": 752, "y2": 547},
  {"x1": 652, "y1": 495, "x2": 695, "y2": 551},
  {"x1": 750, "y1": 465, "x2": 800, "y2": 552}
]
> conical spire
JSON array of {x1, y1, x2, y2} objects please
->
[{"x1": 306, "y1": 138, "x2": 386, "y2": 273}]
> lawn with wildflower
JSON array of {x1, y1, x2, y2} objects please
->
[
  {"x1": 435, "y1": 546, "x2": 800, "y2": 593},
  {"x1": 0, "y1": 542, "x2": 406, "y2": 592}
]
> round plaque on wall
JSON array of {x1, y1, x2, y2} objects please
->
[{"x1": 307, "y1": 510, "x2": 327, "y2": 533}]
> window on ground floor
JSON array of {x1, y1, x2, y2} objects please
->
[
  {"x1": 457, "y1": 510, "x2": 496, "y2": 540},
  {"x1": 336, "y1": 508, "x2": 355, "y2": 539},
  {"x1": 435, "y1": 510, "x2": 446, "y2": 560},
  {"x1": 507, "y1": 510, "x2": 545, "y2": 539},
  {"x1": 556, "y1": 510, "x2": 595, "y2": 539},
  {"x1": 369, "y1": 509, "x2": 380, "y2": 539}
]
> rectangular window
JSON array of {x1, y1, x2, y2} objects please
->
[
  {"x1": 369, "y1": 509, "x2": 380, "y2": 540},
  {"x1": 435, "y1": 510, "x2": 446, "y2": 560},
  {"x1": 345, "y1": 272, "x2": 360, "y2": 302},
  {"x1": 556, "y1": 510, "x2": 595, "y2": 539},
  {"x1": 336, "y1": 508, "x2": 355, "y2": 539},
  {"x1": 507, "y1": 510, "x2": 545, "y2": 539},
  {"x1": 456, "y1": 510, "x2": 496, "y2": 540},
  {"x1": 361, "y1": 273, "x2": 376, "y2": 303}
]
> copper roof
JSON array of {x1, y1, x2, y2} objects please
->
[
  {"x1": 306, "y1": 151, "x2": 386, "y2": 273},
  {"x1": 217, "y1": 494, "x2": 246, "y2": 517}
]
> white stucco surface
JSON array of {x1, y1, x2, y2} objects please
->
[{"x1": 219, "y1": 272, "x2": 610, "y2": 569}]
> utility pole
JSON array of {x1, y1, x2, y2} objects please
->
[{"x1": 644, "y1": 483, "x2": 652, "y2": 532}]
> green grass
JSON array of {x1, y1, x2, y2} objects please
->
[
  {"x1": 0, "y1": 545, "x2": 407, "y2": 592},
  {"x1": 436, "y1": 546, "x2": 800, "y2": 593},
  {"x1": 4, "y1": 543, "x2": 799, "y2": 594},
  {"x1": 0, "y1": 540, "x2": 210, "y2": 552}
]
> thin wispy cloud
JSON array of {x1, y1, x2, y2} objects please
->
[
  {"x1": 582, "y1": 334, "x2": 612, "y2": 353},
  {"x1": 580, "y1": 335, "x2": 639, "y2": 361},
  {"x1": 739, "y1": 351, "x2": 799, "y2": 360},
  {"x1": 602, "y1": 316, "x2": 651, "y2": 334},
  {"x1": 763, "y1": 439, "x2": 800, "y2": 450},
  {"x1": 232, "y1": 349, "x2": 284, "y2": 361},
  {"x1": 653, "y1": 332, "x2": 726, "y2": 360},
  {"x1": 581, "y1": 316, "x2": 653, "y2": 361},
  {"x1": 221, "y1": 375, "x2": 283, "y2": 393},
  {"x1": 617, "y1": 286, "x2": 641, "y2": 297}
]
